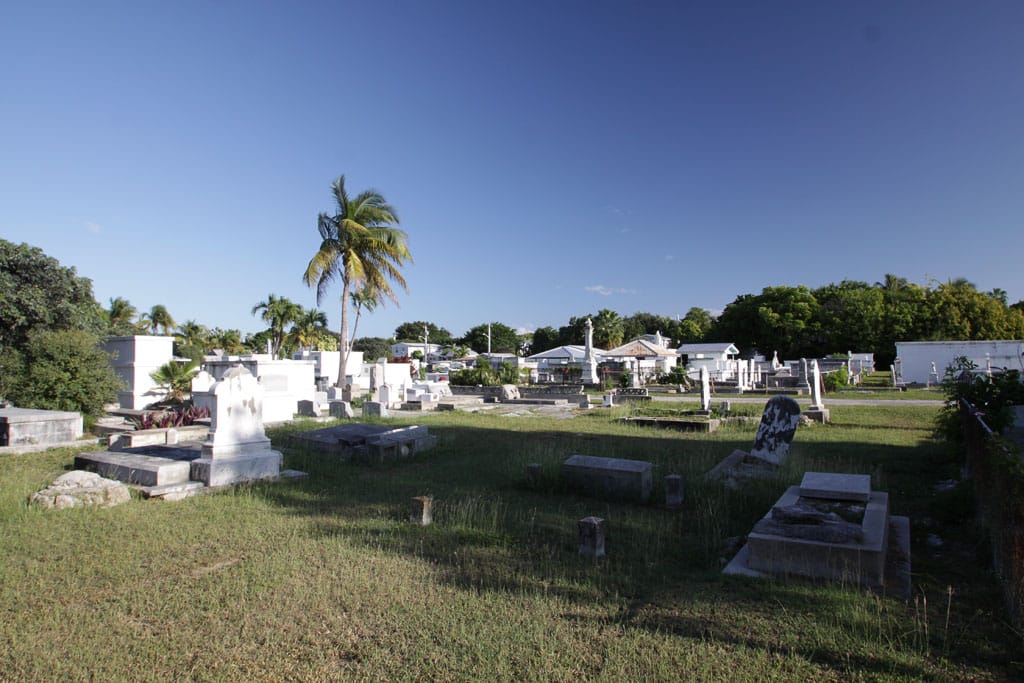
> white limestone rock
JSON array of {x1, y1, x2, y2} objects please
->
[{"x1": 31, "y1": 470, "x2": 131, "y2": 509}]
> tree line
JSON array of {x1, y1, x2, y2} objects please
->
[{"x1": 388, "y1": 278, "x2": 1023, "y2": 368}]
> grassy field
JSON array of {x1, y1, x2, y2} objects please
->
[{"x1": 1, "y1": 404, "x2": 1020, "y2": 681}]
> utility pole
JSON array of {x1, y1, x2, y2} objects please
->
[{"x1": 487, "y1": 323, "x2": 492, "y2": 355}]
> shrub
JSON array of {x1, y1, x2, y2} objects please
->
[
  {"x1": 130, "y1": 405, "x2": 210, "y2": 430},
  {"x1": 1, "y1": 328, "x2": 122, "y2": 417},
  {"x1": 937, "y1": 356, "x2": 1024, "y2": 440},
  {"x1": 823, "y1": 365, "x2": 849, "y2": 392}
]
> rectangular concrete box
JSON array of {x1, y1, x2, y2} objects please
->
[
  {"x1": 0, "y1": 408, "x2": 82, "y2": 447},
  {"x1": 800, "y1": 472, "x2": 871, "y2": 502},
  {"x1": 561, "y1": 454, "x2": 653, "y2": 503},
  {"x1": 746, "y1": 485, "x2": 890, "y2": 586}
]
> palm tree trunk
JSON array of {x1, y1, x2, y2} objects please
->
[{"x1": 336, "y1": 280, "x2": 351, "y2": 388}]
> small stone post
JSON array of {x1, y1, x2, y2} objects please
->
[
  {"x1": 578, "y1": 516, "x2": 607, "y2": 557},
  {"x1": 410, "y1": 496, "x2": 433, "y2": 525},
  {"x1": 664, "y1": 474, "x2": 683, "y2": 509}
]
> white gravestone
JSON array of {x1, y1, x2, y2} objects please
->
[
  {"x1": 699, "y1": 366, "x2": 712, "y2": 412},
  {"x1": 191, "y1": 365, "x2": 281, "y2": 486},
  {"x1": 809, "y1": 360, "x2": 824, "y2": 410}
]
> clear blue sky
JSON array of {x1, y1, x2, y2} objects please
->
[{"x1": 3, "y1": 1, "x2": 1022, "y2": 339}]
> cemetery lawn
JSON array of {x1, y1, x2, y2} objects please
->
[{"x1": 1, "y1": 405, "x2": 1020, "y2": 681}]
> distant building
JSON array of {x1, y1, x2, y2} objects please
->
[{"x1": 895, "y1": 340, "x2": 1024, "y2": 384}]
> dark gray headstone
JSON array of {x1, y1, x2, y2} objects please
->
[{"x1": 749, "y1": 396, "x2": 801, "y2": 465}]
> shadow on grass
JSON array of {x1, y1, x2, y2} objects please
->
[{"x1": 249, "y1": 412, "x2": 1016, "y2": 675}]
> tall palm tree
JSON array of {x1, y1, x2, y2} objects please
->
[
  {"x1": 304, "y1": 175, "x2": 411, "y2": 387},
  {"x1": 140, "y1": 305, "x2": 176, "y2": 336},
  {"x1": 251, "y1": 294, "x2": 301, "y2": 358}
]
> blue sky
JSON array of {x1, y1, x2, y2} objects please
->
[{"x1": 3, "y1": 1, "x2": 1022, "y2": 339}]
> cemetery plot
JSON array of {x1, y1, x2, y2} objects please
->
[
  {"x1": 724, "y1": 472, "x2": 911, "y2": 597},
  {"x1": 289, "y1": 422, "x2": 437, "y2": 464}
]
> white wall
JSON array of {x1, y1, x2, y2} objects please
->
[
  {"x1": 203, "y1": 356, "x2": 315, "y2": 422},
  {"x1": 896, "y1": 340, "x2": 1024, "y2": 384},
  {"x1": 102, "y1": 335, "x2": 175, "y2": 409},
  {"x1": 292, "y1": 350, "x2": 364, "y2": 387}
]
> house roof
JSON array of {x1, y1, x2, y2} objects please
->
[
  {"x1": 677, "y1": 342, "x2": 740, "y2": 356},
  {"x1": 526, "y1": 345, "x2": 596, "y2": 361},
  {"x1": 604, "y1": 339, "x2": 677, "y2": 358}
]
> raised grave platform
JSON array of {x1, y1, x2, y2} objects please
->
[
  {"x1": 289, "y1": 422, "x2": 436, "y2": 463},
  {"x1": 76, "y1": 445, "x2": 200, "y2": 487},
  {"x1": 724, "y1": 472, "x2": 911, "y2": 596}
]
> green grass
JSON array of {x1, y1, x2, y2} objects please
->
[{"x1": 1, "y1": 406, "x2": 1020, "y2": 681}]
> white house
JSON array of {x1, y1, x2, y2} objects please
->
[
  {"x1": 604, "y1": 338, "x2": 678, "y2": 382},
  {"x1": 102, "y1": 335, "x2": 176, "y2": 409},
  {"x1": 677, "y1": 342, "x2": 740, "y2": 380},
  {"x1": 391, "y1": 342, "x2": 445, "y2": 360},
  {"x1": 895, "y1": 340, "x2": 1024, "y2": 384},
  {"x1": 526, "y1": 345, "x2": 605, "y2": 383}
]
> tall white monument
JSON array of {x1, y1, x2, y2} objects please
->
[
  {"x1": 805, "y1": 359, "x2": 830, "y2": 423},
  {"x1": 581, "y1": 317, "x2": 599, "y2": 385}
]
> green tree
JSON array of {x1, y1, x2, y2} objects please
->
[
  {"x1": 557, "y1": 316, "x2": 590, "y2": 347},
  {"x1": 0, "y1": 239, "x2": 106, "y2": 349},
  {"x1": 924, "y1": 279, "x2": 1024, "y2": 341},
  {"x1": 244, "y1": 329, "x2": 274, "y2": 354},
  {"x1": 394, "y1": 321, "x2": 453, "y2": 344},
  {"x1": 150, "y1": 359, "x2": 199, "y2": 403},
  {"x1": 304, "y1": 175, "x2": 412, "y2": 386},
  {"x1": 251, "y1": 294, "x2": 301, "y2": 358},
  {"x1": 352, "y1": 336, "x2": 393, "y2": 361},
  {"x1": 711, "y1": 286, "x2": 820, "y2": 358},
  {"x1": 209, "y1": 328, "x2": 246, "y2": 354},
  {"x1": 813, "y1": 281, "x2": 885, "y2": 356},
  {"x1": 461, "y1": 322, "x2": 519, "y2": 354},
  {"x1": 622, "y1": 311, "x2": 675, "y2": 342},
  {"x1": 529, "y1": 326, "x2": 560, "y2": 354},
  {"x1": 592, "y1": 308, "x2": 624, "y2": 349},
  {"x1": 175, "y1": 319, "x2": 211, "y2": 360},
  {"x1": 289, "y1": 308, "x2": 329, "y2": 351},
  {"x1": 107, "y1": 297, "x2": 141, "y2": 335},
  {"x1": 2, "y1": 329, "x2": 122, "y2": 417},
  {"x1": 140, "y1": 305, "x2": 176, "y2": 336},
  {"x1": 676, "y1": 307, "x2": 715, "y2": 344}
]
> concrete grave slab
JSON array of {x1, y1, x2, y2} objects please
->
[
  {"x1": 562, "y1": 455, "x2": 653, "y2": 503},
  {"x1": 800, "y1": 472, "x2": 871, "y2": 502}
]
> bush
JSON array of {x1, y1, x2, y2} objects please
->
[
  {"x1": 130, "y1": 405, "x2": 210, "y2": 430},
  {"x1": 1, "y1": 328, "x2": 122, "y2": 417},
  {"x1": 822, "y1": 365, "x2": 849, "y2": 391},
  {"x1": 450, "y1": 361, "x2": 520, "y2": 386},
  {"x1": 938, "y1": 356, "x2": 1024, "y2": 440}
]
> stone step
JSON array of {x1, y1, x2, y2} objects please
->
[{"x1": 74, "y1": 450, "x2": 195, "y2": 487}]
